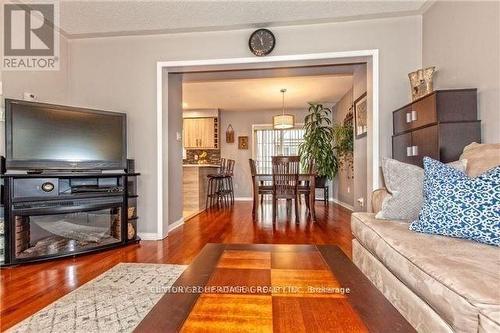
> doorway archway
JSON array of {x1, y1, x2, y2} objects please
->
[{"x1": 157, "y1": 50, "x2": 379, "y2": 239}]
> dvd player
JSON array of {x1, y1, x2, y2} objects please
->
[{"x1": 71, "y1": 186, "x2": 124, "y2": 193}]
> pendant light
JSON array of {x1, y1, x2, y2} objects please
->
[{"x1": 273, "y1": 88, "x2": 294, "y2": 129}]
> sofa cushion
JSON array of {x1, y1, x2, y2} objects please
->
[
  {"x1": 460, "y1": 142, "x2": 500, "y2": 178},
  {"x1": 410, "y1": 157, "x2": 500, "y2": 246},
  {"x1": 351, "y1": 212, "x2": 500, "y2": 333},
  {"x1": 371, "y1": 188, "x2": 390, "y2": 214},
  {"x1": 376, "y1": 158, "x2": 424, "y2": 221},
  {"x1": 479, "y1": 305, "x2": 500, "y2": 333},
  {"x1": 376, "y1": 158, "x2": 467, "y2": 221}
]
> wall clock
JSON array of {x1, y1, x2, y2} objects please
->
[{"x1": 249, "y1": 29, "x2": 276, "y2": 56}]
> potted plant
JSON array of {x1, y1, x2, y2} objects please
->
[
  {"x1": 332, "y1": 121, "x2": 354, "y2": 178},
  {"x1": 299, "y1": 103, "x2": 339, "y2": 187}
]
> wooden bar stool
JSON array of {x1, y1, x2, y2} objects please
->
[{"x1": 205, "y1": 158, "x2": 235, "y2": 208}]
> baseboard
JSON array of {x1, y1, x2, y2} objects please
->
[
  {"x1": 168, "y1": 217, "x2": 184, "y2": 232},
  {"x1": 234, "y1": 197, "x2": 253, "y2": 201},
  {"x1": 138, "y1": 217, "x2": 184, "y2": 241},
  {"x1": 137, "y1": 232, "x2": 159, "y2": 241},
  {"x1": 328, "y1": 198, "x2": 354, "y2": 211},
  {"x1": 235, "y1": 196, "x2": 353, "y2": 211}
]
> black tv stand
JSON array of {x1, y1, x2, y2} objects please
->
[{"x1": 0, "y1": 171, "x2": 140, "y2": 266}]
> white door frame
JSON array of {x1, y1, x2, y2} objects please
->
[{"x1": 157, "y1": 49, "x2": 379, "y2": 239}]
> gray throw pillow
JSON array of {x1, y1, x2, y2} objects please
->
[{"x1": 375, "y1": 158, "x2": 466, "y2": 221}]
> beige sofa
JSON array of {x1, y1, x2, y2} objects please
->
[{"x1": 351, "y1": 190, "x2": 500, "y2": 333}]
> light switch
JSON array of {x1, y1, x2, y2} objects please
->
[{"x1": 176, "y1": 132, "x2": 182, "y2": 141}]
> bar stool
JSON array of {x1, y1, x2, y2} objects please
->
[
  {"x1": 224, "y1": 159, "x2": 235, "y2": 204},
  {"x1": 205, "y1": 158, "x2": 235, "y2": 208}
]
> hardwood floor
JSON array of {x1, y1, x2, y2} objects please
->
[{"x1": 0, "y1": 201, "x2": 352, "y2": 331}]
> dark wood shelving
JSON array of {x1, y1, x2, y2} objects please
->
[
  {"x1": 1, "y1": 171, "x2": 141, "y2": 266},
  {"x1": 392, "y1": 89, "x2": 480, "y2": 167}
]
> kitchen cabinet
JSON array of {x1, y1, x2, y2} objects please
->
[{"x1": 183, "y1": 117, "x2": 218, "y2": 149}]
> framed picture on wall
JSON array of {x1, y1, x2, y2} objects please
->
[
  {"x1": 354, "y1": 92, "x2": 368, "y2": 139},
  {"x1": 238, "y1": 136, "x2": 249, "y2": 150}
]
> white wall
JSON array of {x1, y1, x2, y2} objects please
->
[
  {"x1": 166, "y1": 74, "x2": 184, "y2": 230},
  {"x1": 352, "y1": 64, "x2": 368, "y2": 211},
  {"x1": 331, "y1": 64, "x2": 367, "y2": 211},
  {"x1": 423, "y1": 1, "x2": 500, "y2": 143},
  {"x1": 66, "y1": 16, "x2": 422, "y2": 235},
  {"x1": 332, "y1": 88, "x2": 354, "y2": 206}
]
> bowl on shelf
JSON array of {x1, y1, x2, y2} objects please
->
[
  {"x1": 128, "y1": 207, "x2": 136, "y2": 219},
  {"x1": 127, "y1": 222, "x2": 136, "y2": 240}
]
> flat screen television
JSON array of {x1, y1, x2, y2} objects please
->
[{"x1": 5, "y1": 99, "x2": 127, "y2": 171}]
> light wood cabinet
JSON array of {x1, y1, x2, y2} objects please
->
[{"x1": 183, "y1": 117, "x2": 217, "y2": 149}]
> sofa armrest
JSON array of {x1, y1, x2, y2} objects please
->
[{"x1": 372, "y1": 188, "x2": 390, "y2": 214}]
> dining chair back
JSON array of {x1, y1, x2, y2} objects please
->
[
  {"x1": 249, "y1": 158, "x2": 257, "y2": 177},
  {"x1": 219, "y1": 158, "x2": 227, "y2": 174},
  {"x1": 272, "y1": 156, "x2": 300, "y2": 197},
  {"x1": 271, "y1": 156, "x2": 300, "y2": 224},
  {"x1": 225, "y1": 159, "x2": 235, "y2": 176}
]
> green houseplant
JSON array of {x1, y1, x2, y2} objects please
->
[
  {"x1": 332, "y1": 121, "x2": 354, "y2": 177},
  {"x1": 299, "y1": 103, "x2": 339, "y2": 187}
]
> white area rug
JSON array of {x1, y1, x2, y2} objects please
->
[{"x1": 8, "y1": 263, "x2": 187, "y2": 333}]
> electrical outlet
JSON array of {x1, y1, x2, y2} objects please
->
[
  {"x1": 357, "y1": 197, "x2": 365, "y2": 208},
  {"x1": 23, "y1": 92, "x2": 37, "y2": 101}
]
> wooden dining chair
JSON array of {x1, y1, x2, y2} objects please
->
[
  {"x1": 249, "y1": 159, "x2": 272, "y2": 216},
  {"x1": 271, "y1": 156, "x2": 300, "y2": 224},
  {"x1": 298, "y1": 159, "x2": 314, "y2": 214}
]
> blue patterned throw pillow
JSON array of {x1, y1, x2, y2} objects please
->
[{"x1": 409, "y1": 157, "x2": 500, "y2": 246}]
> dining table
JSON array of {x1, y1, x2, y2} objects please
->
[{"x1": 252, "y1": 173, "x2": 317, "y2": 222}]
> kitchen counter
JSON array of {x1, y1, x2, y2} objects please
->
[
  {"x1": 183, "y1": 164, "x2": 220, "y2": 168},
  {"x1": 183, "y1": 165, "x2": 219, "y2": 219}
]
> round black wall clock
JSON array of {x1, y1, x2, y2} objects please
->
[{"x1": 249, "y1": 29, "x2": 276, "y2": 56}]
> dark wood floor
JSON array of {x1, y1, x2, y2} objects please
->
[{"x1": 0, "y1": 201, "x2": 352, "y2": 331}]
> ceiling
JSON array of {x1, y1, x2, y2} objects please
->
[
  {"x1": 51, "y1": 0, "x2": 430, "y2": 38},
  {"x1": 182, "y1": 74, "x2": 353, "y2": 111}
]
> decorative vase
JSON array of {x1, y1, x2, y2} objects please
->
[{"x1": 408, "y1": 66, "x2": 436, "y2": 101}]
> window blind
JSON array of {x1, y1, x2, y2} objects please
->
[{"x1": 254, "y1": 128, "x2": 305, "y2": 174}]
